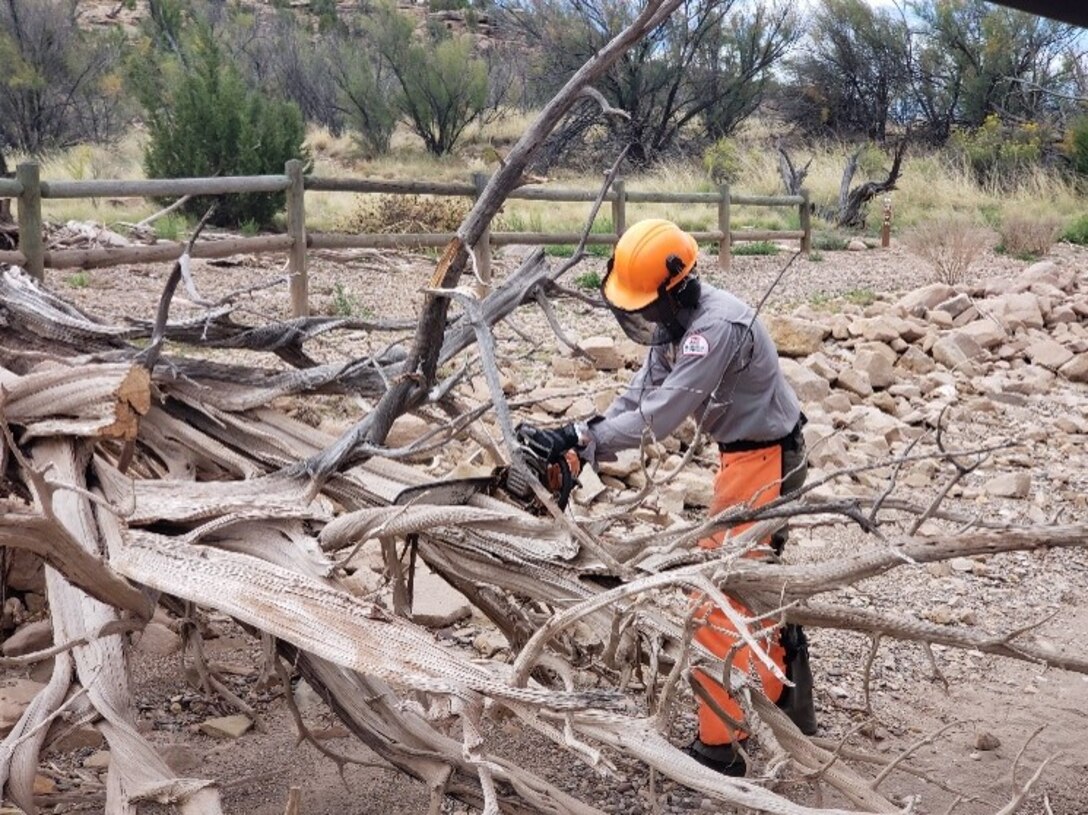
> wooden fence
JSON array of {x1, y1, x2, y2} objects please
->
[{"x1": 0, "y1": 161, "x2": 811, "y2": 317}]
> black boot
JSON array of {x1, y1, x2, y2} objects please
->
[
  {"x1": 777, "y1": 624, "x2": 818, "y2": 735},
  {"x1": 686, "y1": 738, "x2": 747, "y2": 776}
]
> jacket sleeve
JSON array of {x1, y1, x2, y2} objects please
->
[{"x1": 585, "y1": 319, "x2": 737, "y2": 462}]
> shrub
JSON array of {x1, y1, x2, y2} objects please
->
[
  {"x1": 343, "y1": 194, "x2": 471, "y2": 234},
  {"x1": 574, "y1": 270, "x2": 602, "y2": 290},
  {"x1": 1064, "y1": 116, "x2": 1088, "y2": 178},
  {"x1": 952, "y1": 114, "x2": 1046, "y2": 188},
  {"x1": 141, "y1": 30, "x2": 309, "y2": 227},
  {"x1": 998, "y1": 215, "x2": 1061, "y2": 259},
  {"x1": 902, "y1": 218, "x2": 990, "y2": 285},
  {"x1": 732, "y1": 241, "x2": 779, "y2": 256},
  {"x1": 813, "y1": 232, "x2": 849, "y2": 251},
  {"x1": 702, "y1": 138, "x2": 741, "y2": 184},
  {"x1": 1062, "y1": 214, "x2": 1088, "y2": 246}
]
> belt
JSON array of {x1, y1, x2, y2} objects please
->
[{"x1": 717, "y1": 413, "x2": 806, "y2": 455}]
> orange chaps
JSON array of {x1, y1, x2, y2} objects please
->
[{"x1": 692, "y1": 445, "x2": 787, "y2": 746}]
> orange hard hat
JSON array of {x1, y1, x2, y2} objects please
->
[{"x1": 602, "y1": 219, "x2": 699, "y2": 311}]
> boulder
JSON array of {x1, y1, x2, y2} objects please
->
[
  {"x1": 853, "y1": 349, "x2": 896, "y2": 390},
  {"x1": 931, "y1": 333, "x2": 985, "y2": 370},
  {"x1": 5, "y1": 551, "x2": 44, "y2": 593},
  {"x1": 836, "y1": 369, "x2": 873, "y2": 397},
  {"x1": 83, "y1": 750, "x2": 111, "y2": 770},
  {"x1": 158, "y1": 744, "x2": 204, "y2": 774},
  {"x1": 1058, "y1": 354, "x2": 1088, "y2": 383},
  {"x1": 1, "y1": 620, "x2": 52, "y2": 658},
  {"x1": 927, "y1": 310, "x2": 954, "y2": 329},
  {"x1": 896, "y1": 346, "x2": 936, "y2": 375},
  {"x1": 935, "y1": 293, "x2": 972, "y2": 318},
  {"x1": 765, "y1": 315, "x2": 829, "y2": 357},
  {"x1": 674, "y1": 471, "x2": 714, "y2": 509},
  {"x1": 46, "y1": 724, "x2": 105, "y2": 755},
  {"x1": 804, "y1": 352, "x2": 839, "y2": 381},
  {"x1": 822, "y1": 392, "x2": 854, "y2": 414},
  {"x1": 598, "y1": 448, "x2": 643, "y2": 479},
  {"x1": 411, "y1": 568, "x2": 472, "y2": 628},
  {"x1": 992, "y1": 292, "x2": 1044, "y2": 330},
  {"x1": 850, "y1": 316, "x2": 906, "y2": 343},
  {"x1": 582, "y1": 336, "x2": 623, "y2": 371},
  {"x1": 847, "y1": 239, "x2": 867, "y2": 251},
  {"x1": 779, "y1": 358, "x2": 831, "y2": 402},
  {"x1": 135, "y1": 622, "x2": 181, "y2": 657},
  {"x1": 199, "y1": 715, "x2": 253, "y2": 740},
  {"x1": 0, "y1": 679, "x2": 46, "y2": 736},
  {"x1": 572, "y1": 465, "x2": 607, "y2": 505},
  {"x1": 1025, "y1": 339, "x2": 1074, "y2": 371},
  {"x1": 956, "y1": 319, "x2": 1006, "y2": 350},
  {"x1": 385, "y1": 414, "x2": 433, "y2": 448},
  {"x1": 896, "y1": 284, "x2": 956, "y2": 317},
  {"x1": 983, "y1": 472, "x2": 1031, "y2": 499}
]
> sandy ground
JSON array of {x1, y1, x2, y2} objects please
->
[{"x1": 5, "y1": 238, "x2": 1088, "y2": 814}]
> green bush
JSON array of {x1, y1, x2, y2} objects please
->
[
  {"x1": 952, "y1": 114, "x2": 1045, "y2": 188},
  {"x1": 732, "y1": 241, "x2": 779, "y2": 256},
  {"x1": 141, "y1": 31, "x2": 309, "y2": 227},
  {"x1": 702, "y1": 138, "x2": 741, "y2": 184},
  {"x1": 574, "y1": 270, "x2": 603, "y2": 290},
  {"x1": 1066, "y1": 117, "x2": 1088, "y2": 179},
  {"x1": 1062, "y1": 214, "x2": 1088, "y2": 245},
  {"x1": 813, "y1": 232, "x2": 848, "y2": 251}
]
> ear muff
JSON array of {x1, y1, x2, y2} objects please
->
[{"x1": 665, "y1": 253, "x2": 687, "y2": 279}]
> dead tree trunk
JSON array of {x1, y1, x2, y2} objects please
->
[{"x1": 836, "y1": 141, "x2": 907, "y2": 229}]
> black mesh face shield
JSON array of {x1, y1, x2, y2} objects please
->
[{"x1": 601, "y1": 258, "x2": 701, "y2": 346}]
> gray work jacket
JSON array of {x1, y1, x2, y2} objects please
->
[{"x1": 585, "y1": 284, "x2": 801, "y2": 463}]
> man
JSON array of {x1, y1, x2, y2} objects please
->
[{"x1": 519, "y1": 218, "x2": 815, "y2": 776}]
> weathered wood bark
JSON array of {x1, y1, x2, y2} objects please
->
[{"x1": 836, "y1": 141, "x2": 907, "y2": 229}]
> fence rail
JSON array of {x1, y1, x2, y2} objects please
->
[{"x1": 0, "y1": 161, "x2": 811, "y2": 317}]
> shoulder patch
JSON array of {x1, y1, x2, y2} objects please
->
[{"x1": 681, "y1": 333, "x2": 709, "y2": 357}]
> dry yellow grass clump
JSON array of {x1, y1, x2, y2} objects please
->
[{"x1": 15, "y1": 112, "x2": 1088, "y2": 241}]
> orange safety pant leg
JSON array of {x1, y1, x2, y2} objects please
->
[{"x1": 692, "y1": 445, "x2": 786, "y2": 746}]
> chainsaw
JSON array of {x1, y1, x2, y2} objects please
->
[{"x1": 392, "y1": 426, "x2": 583, "y2": 512}]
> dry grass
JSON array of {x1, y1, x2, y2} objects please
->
[
  {"x1": 998, "y1": 214, "x2": 1062, "y2": 258},
  {"x1": 15, "y1": 113, "x2": 1088, "y2": 243},
  {"x1": 901, "y1": 217, "x2": 992, "y2": 285},
  {"x1": 342, "y1": 194, "x2": 472, "y2": 234}
]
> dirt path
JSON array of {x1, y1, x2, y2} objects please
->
[{"x1": 5, "y1": 240, "x2": 1088, "y2": 814}]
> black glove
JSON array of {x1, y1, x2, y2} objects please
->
[{"x1": 515, "y1": 422, "x2": 581, "y2": 463}]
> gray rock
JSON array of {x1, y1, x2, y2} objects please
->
[
  {"x1": 765, "y1": 315, "x2": 829, "y2": 357},
  {"x1": 2, "y1": 620, "x2": 52, "y2": 658},
  {"x1": 199, "y1": 715, "x2": 253, "y2": 740},
  {"x1": 1026, "y1": 338, "x2": 1074, "y2": 371},
  {"x1": 582, "y1": 336, "x2": 623, "y2": 370},
  {"x1": 931, "y1": 333, "x2": 985, "y2": 370},
  {"x1": 0, "y1": 679, "x2": 46, "y2": 736},
  {"x1": 847, "y1": 238, "x2": 867, "y2": 251},
  {"x1": 897, "y1": 346, "x2": 936, "y2": 375},
  {"x1": 83, "y1": 750, "x2": 111, "y2": 769},
  {"x1": 804, "y1": 352, "x2": 839, "y2": 380},
  {"x1": 5, "y1": 551, "x2": 44, "y2": 593},
  {"x1": 411, "y1": 568, "x2": 472, "y2": 628},
  {"x1": 836, "y1": 368, "x2": 873, "y2": 397},
  {"x1": 935, "y1": 292, "x2": 972, "y2": 318},
  {"x1": 983, "y1": 472, "x2": 1031, "y2": 499},
  {"x1": 853, "y1": 349, "x2": 896, "y2": 389},
  {"x1": 135, "y1": 622, "x2": 181, "y2": 657},
  {"x1": 46, "y1": 724, "x2": 104, "y2": 755},
  {"x1": 957, "y1": 319, "x2": 1006, "y2": 349},
  {"x1": 992, "y1": 292, "x2": 1044, "y2": 330},
  {"x1": 573, "y1": 465, "x2": 607, "y2": 505},
  {"x1": 158, "y1": 743, "x2": 204, "y2": 774},
  {"x1": 598, "y1": 448, "x2": 642, "y2": 479},
  {"x1": 779, "y1": 358, "x2": 831, "y2": 402},
  {"x1": 823, "y1": 392, "x2": 854, "y2": 414},
  {"x1": 928, "y1": 309, "x2": 954, "y2": 329},
  {"x1": 896, "y1": 283, "x2": 956, "y2": 316},
  {"x1": 1058, "y1": 354, "x2": 1088, "y2": 382}
]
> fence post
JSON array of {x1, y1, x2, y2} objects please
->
[
  {"x1": 717, "y1": 183, "x2": 731, "y2": 271},
  {"x1": 800, "y1": 188, "x2": 812, "y2": 255},
  {"x1": 611, "y1": 177, "x2": 626, "y2": 237},
  {"x1": 471, "y1": 172, "x2": 492, "y2": 283},
  {"x1": 16, "y1": 163, "x2": 43, "y2": 280},
  {"x1": 285, "y1": 159, "x2": 308, "y2": 318}
]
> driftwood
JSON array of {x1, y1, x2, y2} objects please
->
[{"x1": 0, "y1": 254, "x2": 1078, "y2": 814}]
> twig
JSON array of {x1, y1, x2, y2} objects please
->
[
  {"x1": 862, "y1": 633, "x2": 883, "y2": 717},
  {"x1": 273, "y1": 655, "x2": 392, "y2": 781},
  {"x1": 1010, "y1": 725, "x2": 1046, "y2": 789},
  {"x1": 871, "y1": 720, "x2": 962, "y2": 790}
]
